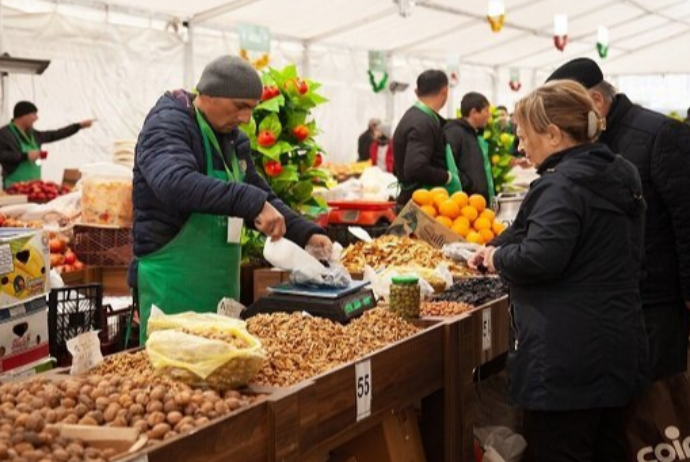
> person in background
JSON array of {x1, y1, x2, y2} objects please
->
[
  {"x1": 357, "y1": 118, "x2": 381, "y2": 161},
  {"x1": 369, "y1": 124, "x2": 394, "y2": 173},
  {"x1": 0, "y1": 101, "x2": 94, "y2": 188},
  {"x1": 444, "y1": 92, "x2": 494, "y2": 203},
  {"x1": 548, "y1": 57, "x2": 690, "y2": 381},
  {"x1": 495, "y1": 105, "x2": 513, "y2": 133},
  {"x1": 132, "y1": 56, "x2": 331, "y2": 342},
  {"x1": 470, "y1": 80, "x2": 648, "y2": 462},
  {"x1": 392, "y1": 69, "x2": 460, "y2": 207}
]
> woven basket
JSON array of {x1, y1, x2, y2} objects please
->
[{"x1": 73, "y1": 225, "x2": 133, "y2": 267}]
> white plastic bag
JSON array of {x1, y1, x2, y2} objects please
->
[
  {"x1": 442, "y1": 242, "x2": 484, "y2": 263},
  {"x1": 475, "y1": 426, "x2": 527, "y2": 462}
]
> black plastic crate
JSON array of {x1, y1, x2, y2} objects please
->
[
  {"x1": 325, "y1": 222, "x2": 390, "y2": 248},
  {"x1": 47, "y1": 283, "x2": 103, "y2": 366}
]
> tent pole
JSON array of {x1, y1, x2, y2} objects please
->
[
  {"x1": 492, "y1": 66, "x2": 500, "y2": 106},
  {"x1": 302, "y1": 42, "x2": 311, "y2": 76},
  {"x1": 184, "y1": 22, "x2": 195, "y2": 90},
  {"x1": 0, "y1": 2, "x2": 8, "y2": 125}
]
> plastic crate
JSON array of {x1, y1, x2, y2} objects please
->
[
  {"x1": 73, "y1": 225, "x2": 132, "y2": 267},
  {"x1": 101, "y1": 303, "x2": 139, "y2": 355},
  {"x1": 47, "y1": 284, "x2": 103, "y2": 366}
]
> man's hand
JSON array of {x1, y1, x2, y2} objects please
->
[
  {"x1": 27, "y1": 150, "x2": 41, "y2": 162},
  {"x1": 468, "y1": 246, "x2": 498, "y2": 273},
  {"x1": 79, "y1": 119, "x2": 95, "y2": 129},
  {"x1": 254, "y1": 202, "x2": 285, "y2": 241},
  {"x1": 306, "y1": 234, "x2": 333, "y2": 260}
]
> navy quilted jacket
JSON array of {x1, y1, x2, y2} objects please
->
[{"x1": 129, "y1": 90, "x2": 324, "y2": 285}]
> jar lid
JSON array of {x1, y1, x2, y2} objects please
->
[{"x1": 392, "y1": 275, "x2": 419, "y2": 285}]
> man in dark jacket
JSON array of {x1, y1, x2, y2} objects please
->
[
  {"x1": 0, "y1": 101, "x2": 93, "y2": 188},
  {"x1": 393, "y1": 69, "x2": 460, "y2": 206},
  {"x1": 357, "y1": 118, "x2": 380, "y2": 161},
  {"x1": 132, "y1": 56, "x2": 330, "y2": 340},
  {"x1": 548, "y1": 58, "x2": 690, "y2": 380},
  {"x1": 444, "y1": 92, "x2": 494, "y2": 202}
]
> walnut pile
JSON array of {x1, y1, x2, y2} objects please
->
[{"x1": 246, "y1": 308, "x2": 421, "y2": 387}]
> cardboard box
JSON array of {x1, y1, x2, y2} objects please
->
[
  {"x1": 0, "y1": 229, "x2": 50, "y2": 308},
  {"x1": 62, "y1": 169, "x2": 82, "y2": 189},
  {"x1": 253, "y1": 268, "x2": 290, "y2": 302},
  {"x1": 0, "y1": 297, "x2": 49, "y2": 373},
  {"x1": 387, "y1": 201, "x2": 462, "y2": 249},
  {"x1": 0, "y1": 356, "x2": 54, "y2": 382},
  {"x1": 333, "y1": 408, "x2": 427, "y2": 462}
]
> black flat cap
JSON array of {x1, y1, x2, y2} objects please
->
[{"x1": 546, "y1": 58, "x2": 604, "y2": 89}]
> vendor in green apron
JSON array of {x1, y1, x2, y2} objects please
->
[
  {"x1": 392, "y1": 69, "x2": 461, "y2": 208},
  {"x1": 0, "y1": 101, "x2": 94, "y2": 189},
  {"x1": 131, "y1": 55, "x2": 331, "y2": 343},
  {"x1": 443, "y1": 92, "x2": 496, "y2": 205}
]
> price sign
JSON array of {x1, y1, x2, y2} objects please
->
[
  {"x1": 67, "y1": 331, "x2": 103, "y2": 375},
  {"x1": 217, "y1": 298, "x2": 244, "y2": 319},
  {"x1": 482, "y1": 309, "x2": 492, "y2": 352},
  {"x1": 355, "y1": 359, "x2": 372, "y2": 421}
]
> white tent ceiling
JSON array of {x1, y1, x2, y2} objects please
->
[{"x1": 61, "y1": 0, "x2": 690, "y2": 75}]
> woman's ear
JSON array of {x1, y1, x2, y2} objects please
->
[{"x1": 547, "y1": 124, "x2": 562, "y2": 146}]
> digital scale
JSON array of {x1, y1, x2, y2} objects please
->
[{"x1": 242, "y1": 280, "x2": 377, "y2": 323}]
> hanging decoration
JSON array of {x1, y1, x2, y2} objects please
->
[
  {"x1": 553, "y1": 14, "x2": 568, "y2": 52},
  {"x1": 368, "y1": 50, "x2": 389, "y2": 94},
  {"x1": 238, "y1": 23, "x2": 272, "y2": 70},
  {"x1": 447, "y1": 53, "x2": 460, "y2": 88},
  {"x1": 487, "y1": 0, "x2": 505, "y2": 33},
  {"x1": 596, "y1": 26, "x2": 610, "y2": 59},
  {"x1": 368, "y1": 70, "x2": 389, "y2": 93},
  {"x1": 449, "y1": 71, "x2": 460, "y2": 88},
  {"x1": 509, "y1": 68, "x2": 522, "y2": 92}
]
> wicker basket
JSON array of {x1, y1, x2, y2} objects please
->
[{"x1": 73, "y1": 225, "x2": 133, "y2": 267}]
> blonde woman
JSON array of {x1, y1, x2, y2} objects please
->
[{"x1": 470, "y1": 80, "x2": 648, "y2": 461}]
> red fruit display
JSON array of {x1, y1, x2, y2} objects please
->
[
  {"x1": 265, "y1": 160, "x2": 283, "y2": 177},
  {"x1": 5, "y1": 180, "x2": 71, "y2": 203},
  {"x1": 257, "y1": 131, "x2": 277, "y2": 148}
]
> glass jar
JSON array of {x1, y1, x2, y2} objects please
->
[{"x1": 389, "y1": 276, "x2": 420, "y2": 319}]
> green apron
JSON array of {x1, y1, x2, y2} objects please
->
[
  {"x1": 137, "y1": 108, "x2": 244, "y2": 343},
  {"x1": 6, "y1": 122, "x2": 41, "y2": 188},
  {"x1": 477, "y1": 135, "x2": 496, "y2": 205},
  {"x1": 402, "y1": 102, "x2": 462, "y2": 194}
]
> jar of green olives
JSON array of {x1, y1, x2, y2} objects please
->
[{"x1": 389, "y1": 276, "x2": 421, "y2": 319}]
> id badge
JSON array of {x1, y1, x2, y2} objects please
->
[{"x1": 227, "y1": 217, "x2": 243, "y2": 244}]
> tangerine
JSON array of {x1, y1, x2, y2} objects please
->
[
  {"x1": 452, "y1": 217, "x2": 471, "y2": 237},
  {"x1": 480, "y1": 209, "x2": 496, "y2": 222},
  {"x1": 430, "y1": 187, "x2": 449, "y2": 197},
  {"x1": 420, "y1": 205, "x2": 437, "y2": 217},
  {"x1": 412, "y1": 189, "x2": 433, "y2": 206},
  {"x1": 451, "y1": 191, "x2": 469, "y2": 208},
  {"x1": 438, "y1": 199, "x2": 461, "y2": 219},
  {"x1": 479, "y1": 229, "x2": 495, "y2": 243},
  {"x1": 466, "y1": 231, "x2": 484, "y2": 245},
  {"x1": 492, "y1": 221, "x2": 506, "y2": 235},
  {"x1": 461, "y1": 206, "x2": 479, "y2": 223},
  {"x1": 473, "y1": 217, "x2": 492, "y2": 231},
  {"x1": 468, "y1": 194, "x2": 487, "y2": 212},
  {"x1": 436, "y1": 216, "x2": 453, "y2": 228}
]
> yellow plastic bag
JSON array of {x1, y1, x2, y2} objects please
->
[{"x1": 145, "y1": 311, "x2": 266, "y2": 390}]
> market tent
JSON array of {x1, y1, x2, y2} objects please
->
[{"x1": 1, "y1": 0, "x2": 688, "y2": 178}]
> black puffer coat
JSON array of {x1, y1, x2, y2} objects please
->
[
  {"x1": 493, "y1": 143, "x2": 649, "y2": 410},
  {"x1": 600, "y1": 94, "x2": 690, "y2": 379},
  {"x1": 444, "y1": 119, "x2": 492, "y2": 201}
]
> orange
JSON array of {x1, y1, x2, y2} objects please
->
[
  {"x1": 473, "y1": 217, "x2": 492, "y2": 232},
  {"x1": 451, "y1": 191, "x2": 469, "y2": 208},
  {"x1": 438, "y1": 199, "x2": 461, "y2": 219},
  {"x1": 466, "y1": 231, "x2": 484, "y2": 245},
  {"x1": 420, "y1": 205, "x2": 437, "y2": 217},
  {"x1": 435, "y1": 216, "x2": 453, "y2": 228},
  {"x1": 412, "y1": 189, "x2": 433, "y2": 206},
  {"x1": 430, "y1": 187, "x2": 449, "y2": 197},
  {"x1": 461, "y1": 206, "x2": 479, "y2": 223},
  {"x1": 492, "y1": 221, "x2": 506, "y2": 235},
  {"x1": 433, "y1": 193, "x2": 449, "y2": 209},
  {"x1": 452, "y1": 217, "x2": 471, "y2": 237},
  {"x1": 479, "y1": 209, "x2": 496, "y2": 222},
  {"x1": 468, "y1": 194, "x2": 487, "y2": 212},
  {"x1": 479, "y1": 229, "x2": 495, "y2": 243}
]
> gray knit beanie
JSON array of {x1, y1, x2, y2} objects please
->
[{"x1": 197, "y1": 56, "x2": 263, "y2": 100}]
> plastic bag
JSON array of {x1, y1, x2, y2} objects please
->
[
  {"x1": 475, "y1": 426, "x2": 527, "y2": 462},
  {"x1": 146, "y1": 309, "x2": 266, "y2": 390},
  {"x1": 292, "y1": 242, "x2": 351, "y2": 289},
  {"x1": 442, "y1": 242, "x2": 484, "y2": 263},
  {"x1": 265, "y1": 238, "x2": 351, "y2": 289}
]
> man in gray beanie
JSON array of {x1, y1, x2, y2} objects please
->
[{"x1": 132, "y1": 55, "x2": 331, "y2": 340}]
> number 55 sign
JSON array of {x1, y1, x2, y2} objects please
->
[{"x1": 355, "y1": 359, "x2": 372, "y2": 421}]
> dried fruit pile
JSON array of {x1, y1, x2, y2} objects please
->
[
  {"x1": 246, "y1": 308, "x2": 421, "y2": 387},
  {"x1": 0, "y1": 370, "x2": 264, "y2": 460},
  {"x1": 341, "y1": 236, "x2": 468, "y2": 275},
  {"x1": 420, "y1": 301, "x2": 474, "y2": 317},
  {"x1": 434, "y1": 277, "x2": 507, "y2": 306}
]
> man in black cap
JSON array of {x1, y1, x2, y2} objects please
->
[
  {"x1": 0, "y1": 101, "x2": 93, "y2": 188},
  {"x1": 548, "y1": 57, "x2": 690, "y2": 381},
  {"x1": 132, "y1": 55, "x2": 331, "y2": 341}
]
